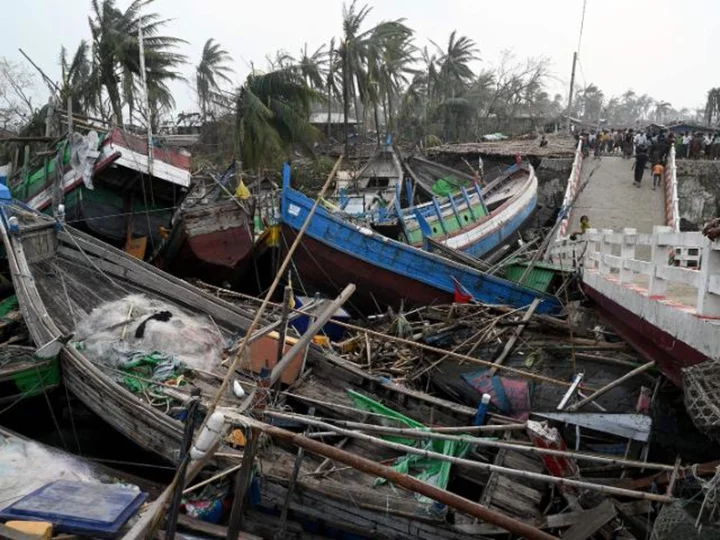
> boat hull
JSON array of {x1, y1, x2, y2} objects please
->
[
  {"x1": 157, "y1": 199, "x2": 255, "y2": 284},
  {"x1": 584, "y1": 283, "x2": 709, "y2": 386},
  {"x1": 404, "y1": 165, "x2": 538, "y2": 259},
  {"x1": 281, "y1": 224, "x2": 453, "y2": 311},
  {"x1": 281, "y1": 166, "x2": 562, "y2": 315}
]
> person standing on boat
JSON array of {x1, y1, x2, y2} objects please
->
[{"x1": 632, "y1": 146, "x2": 650, "y2": 187}]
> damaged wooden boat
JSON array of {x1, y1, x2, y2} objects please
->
[
  {"x1": 333, "y1": 136, "x2": 403, "y2": 216},
  {"x1": 0, "y1": 201, "x2": 512, "y2": 539},
  {"x1": 10, "y1": 128, "x2": 191, "y2": 254},
  {"x1": 0, "y1": 345, "x2": 60, "y2": 405},
  {"x1": 153, "y1": 163, "x2": 256, "y2": 285},
  {"x1": 400, "y1": 161, "x2": 539, "y2": 258},
  {"x1": 281, "y1": 163, "x2": 562, "y2": 314}
]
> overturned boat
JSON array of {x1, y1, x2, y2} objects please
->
[{"x1": 153, "y1": 163, "x2": 256, "y2": 285}]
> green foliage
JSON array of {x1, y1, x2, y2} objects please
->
[
  {"x1": 235, "y1": 68, "x2": 321, "y2": 170},
  {"x1": 88, "y1": 0, "x2": 187, "y2": 125},
  {"x1": 196, "y1": 39, "x2": 234, "y2": 121}
]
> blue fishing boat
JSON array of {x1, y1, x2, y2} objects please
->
[{"x1": 280, "y1": 164, "x2": 562, "y2": 314}]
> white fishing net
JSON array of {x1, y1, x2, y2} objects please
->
[
  {"x1": 73, "y1": 294, "x2": 224, "y2": 373},
  {"x1": 0, "y1": 434, "x2": 97, "y2": 510}
]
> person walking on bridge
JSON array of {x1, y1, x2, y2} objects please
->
[{"x1": 632, "y1": 146, "x2": 650, "y2": 187}]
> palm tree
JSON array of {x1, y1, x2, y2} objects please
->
[
  {"x1": 338, "y1": 1, "x2": 411, "y2": 155},
  {"x1": 196, "y1": 38, "x2": 234, "y2": 122},
  {"x1": 654, "y1": 101, "x2": 671, "y2": 124},
  {"x1": 705, "y1": 88, "x2": 720, "y2": 126},
  {"x1": 376, "y1": 31, "x2": 416, "y2": 136},
  {"x1": 89, "y1": 0, "x2": 186, "y2": 126},
  {"x1": 234, "y1": 68, "x2": 321, "y2": 170},
  {"x1": 297, "y1": 43, "x2": 327, "y2": 90},
  {"x1": 432, "y1": 31, "x2": 479, "y2": 100},
  {"x1": 58, "y1": 41, "x2": 100, "y2": 117}
]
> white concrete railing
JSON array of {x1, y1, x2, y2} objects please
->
[
  {"x1": 548, "y1": 226, "x2": 720, "y2": 317},
  {"x1": 555, "y1": 139, "x2": 584, "y2": 240},
  {"x1": 664, "y1": 146, "x2": 680, "y2": 233}
]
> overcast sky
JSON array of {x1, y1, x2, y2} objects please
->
[{"x1": 4, "y1": 0, "x2": 717, "y2": 115}]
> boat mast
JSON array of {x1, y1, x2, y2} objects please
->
[
  {"x1": 566, "y1": 0, "x2": 587, "y2": 133},
  {"x1": 138, "y1": 19, "x2": 154, "y2": 178}
]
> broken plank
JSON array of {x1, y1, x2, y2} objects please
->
[{"x1": 562, "y1": 500, "x2": 617, "y2": 540}]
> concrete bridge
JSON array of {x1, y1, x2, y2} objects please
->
[{"x1": 548, "y1": 144, "x2": 720, "y2": 387}]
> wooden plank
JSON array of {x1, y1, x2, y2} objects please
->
[
  {"x1": 543, "y1": 500, "x2": 650, "y2": 529},
  {"x1": 562, "y1": 500, "x2": 617, "y2": 540},
  {"x1": 489, "y1": 298, "x2": 541, "y2": 376}
]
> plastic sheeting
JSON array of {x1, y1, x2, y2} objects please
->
[{"x1": 73, "y1": 294, "x2": 224, "y2": 373}]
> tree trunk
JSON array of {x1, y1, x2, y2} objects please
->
[
  {"x1": 373, "y1": 100, "x2": 380, "y2": 146},
  {"x1": 386, "y1": 90, "x2": 394, "y2": 137},
  {"x1": 343, "y1": 51, "x2": 349, "y2": 158},
  {"x1": 103, "y1": 64, "x2": 123, "y2": 126}
]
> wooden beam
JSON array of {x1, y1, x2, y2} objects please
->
[
  {"x1": 489, "y1": 298, "x2": 541, "y2": 376},
  {"x1": 226, "y1": 427, "x2": 260, "y2": 539},
  {"x1": 562, "y1": 500, "x2": 617, "y2": 540}
]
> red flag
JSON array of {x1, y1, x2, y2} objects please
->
[{"x1": 454, "y1": 281, "x2": 472, "y2": 304}]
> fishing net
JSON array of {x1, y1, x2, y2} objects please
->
[
  {"x1": 0, "y1": 434, "x2": 97, "y2": 510},
  {"x1": 73, "y1": 294, "x2": 225, "y2": 375},
  {"x1": 651, "y1": 501, "x2": 720, "y2": 540},
  {"x1": 683, "y1": 360, "x2": 720, "y2": 443}
]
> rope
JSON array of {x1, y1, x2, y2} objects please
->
[{"x1": 692, "y1": 464, "x2": 720, "y2": 531}]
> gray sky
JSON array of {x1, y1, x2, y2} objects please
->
[{"x1": 4, "y1": 0, "x2": 716, "y2": 115}]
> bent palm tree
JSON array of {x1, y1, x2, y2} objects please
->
[
  {"x1": 58, "y1": 41, "x2": 100, "y2": 116},
  {"x1": 196, "y1": 38, "x2": 234, "y2": 121},
  {"x1": 89, "y1": 0, "x2": 186, "y2": 125},
  {"x1": 235, "y1": 68, "x2": 321, "y2": 169}
]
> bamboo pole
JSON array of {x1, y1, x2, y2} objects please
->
[
  {"x1": 264, "y1": 411, "x2": 676, "y2": 472},
  {"x1": 489, "y1": 297, "x2": 540, "y2": 376},
  {"x1": 567, "y1": 361, "x2": 656, "y2": 411},
  {"x1": 205, "y1": 156, "x2": 342, "y2": 415},
  {"x1": 247, "y1": 413, "x2": 674, "y2": 502},
  {"x1": 241, "y1": 418, "x2": 558, "y2": 540},
  {"x1": 269, "y1": 284, "x2": 355, "y2": 387},
  {"x1": 197, "y1": 283, "x2": 575, "y2": 389}
]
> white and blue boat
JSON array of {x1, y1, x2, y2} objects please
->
[{"x1": 280, "y1": 163, "x2": 561, "y2": 314}]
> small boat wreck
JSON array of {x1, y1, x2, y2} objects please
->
[
  {"x1": 401, "y1": 162, "x2": 539, "y2": 258},
  {"x1": 0, "y1": 344, "x2": 60, "y2": 405},
  {"x1": 281, "y1": 163, "x2": 561, "y2": 314},
  {"x1": 10, "y1": 128, "x2": 191, "y2": 256},
  {"x1": 153, "y1": 163, "x2": 256, "y2": 285},
  {"x1": 333, "y1": 136, "x2": 403, "y2": 216}
]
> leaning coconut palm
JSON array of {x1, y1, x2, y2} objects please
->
[
  {"x1": 196, "y1": 38, "x2": 234, "y2": 122},
  {"x1": 235, "y1": 68, "x2": 321, "y2": 170},
  {"x1": 89, "y1": 0, "x2": 186, "y2": 125},
  {"x1": 298, "y1": 43, "x2": 327, "y2": 91},
  {"x1": 376, "y1": 31, "x2": 416, "y2": 134}
]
